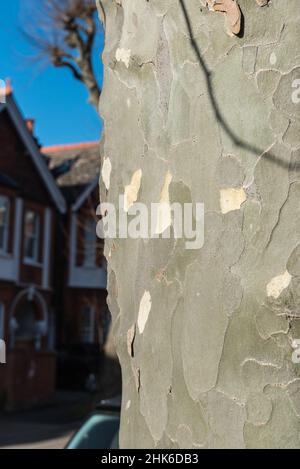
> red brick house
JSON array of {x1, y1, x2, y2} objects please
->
[
  {"x1": 0, "y1": 86, "x2": 66, "y2": 408},
  {"x1": 42, "y1": 143, "x2": 109, "y2": 391},
  {"x1": 0, "y1": 83, "x2": 109, "y2": 405}
]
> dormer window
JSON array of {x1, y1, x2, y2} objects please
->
[
  {"x1": 24, "y1": 210, "x2": 40, "y2": 263},
  {"x1": 83, "y1": 219, "x2": 97, "y2": 267},
  {"x1": 0, "y1": 196, "x2": 9, "y2": 255}
]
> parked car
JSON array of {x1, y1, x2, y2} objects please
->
[{"x1": 66, "y1": 397, "x2": 121, "y2": 449}]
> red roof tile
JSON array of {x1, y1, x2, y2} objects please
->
[{"x1": 41, "y1": 141, "x2": 99, "y2": 154}]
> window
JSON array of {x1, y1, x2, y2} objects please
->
[
  {"x1": 83, "y1": 219, "x2": 97, "y2": 267},
  {"x1": 24, "y1": 210, "x2": 40, "y2": 262},
  {"x1": 0, "y1": 303, "x2": 4, "y2": 340},
  {"x1": 0, "y1": 196, "x2": 9, "y2": 254},
  {"x1": 14, "y1": 302, "x2": 37, "y2": 342},
  {"x1": 12, "y1": 301, "x2": 47, "y2": 350},
  {"x1": 81, "y1": 305, "x2": 95, "y2": 344}
]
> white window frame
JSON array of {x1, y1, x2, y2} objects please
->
[
  {"x1": 0, "y1": 303, "x2": 5, "y2": 340},
  {"x1": 81, "y1": 305, "x2": 95, "y2": 344},
  {"x1": 0, "y1": 196, "x2": 10, "y2": 255},
  {"x1": 24, "y1": 210, "x2": 40, "y2": 264}
]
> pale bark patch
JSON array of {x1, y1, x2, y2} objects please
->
[
  {"x1": 155, "y1": 171, "x2": 173, "y2": 234},
  {"x1": 115, "y1": 48, "x2": 131, "y2": 68},
  {"x1": 102, "y1": 157, "x2": 112, "y2": 190},
  {"x1": 124, "y1": 169, "x2": 142, "y2": 212},
  {"x1": 220, "y1": 187, "x2": 247, "y2": 214},
  {"x1": 137, "y1": 291, "x2": 152, "y2": 334},
  {"x1": 266, "y1": 271, "x2": 292, "y2": 299}
]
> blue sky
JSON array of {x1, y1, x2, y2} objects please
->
[{"x1": 0, "y1": 0, "x2": 104, "y2": 147}]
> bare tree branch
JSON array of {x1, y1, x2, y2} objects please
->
[{"x1": 22, "y1": 0, "x2": 102, "y2": 108}]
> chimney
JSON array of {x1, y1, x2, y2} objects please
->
[
  {"x1": 26, "y1": 118, "x2": 35, "y2": 134},
  {"x1": 5, "y1": 78, "x2": 13, "y2": 95},
  {"x1": 0, "y1": 78, "x2": 13, "y2": 103}
]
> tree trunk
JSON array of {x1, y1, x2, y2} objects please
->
[{"x1": 97, "y1": 0, "x2": 300, "y2": 449}]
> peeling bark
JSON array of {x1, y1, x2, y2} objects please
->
[
  {"x1": 98, "y1": 0, "x2": 300, "y2": 449},
  {"x1": 210, "y1": 0, "x2": 242, "y2": 37}
]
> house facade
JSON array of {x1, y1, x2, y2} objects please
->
[
  {"x1": 0, "y1": 87, "x2": 66, "y2": 408},
  {"x1": 0, "y1": 84, "x2": 108, "y2": 406},
  {"x1": 43, "y1": 143, "x2": 109, "y2": 391}
]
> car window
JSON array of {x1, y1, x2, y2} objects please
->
[{"x1": 67, "y1": 413, "x2": 120, "y2": 449}]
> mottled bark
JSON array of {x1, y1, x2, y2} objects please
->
[{"x1": 98, "y1": 0, "x2": 300, "y2": 448}]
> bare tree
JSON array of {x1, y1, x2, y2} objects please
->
[{"x1": 23, "y1": 0, "x2": 101, "y2": 108}]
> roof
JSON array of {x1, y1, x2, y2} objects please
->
[
  {"x1": 0, "y1": 86, "x2": 67, "y2": 214},
  {"x1": 42, "y1": 141, "x2": 99, "y2": 154},
  {"x1": 42, "y1": 142, "x2": 100, "y2": 187},
  {"x1": 42, "y1": 142, "x2": 100, "y2": 206},
  {"x1": 0, "y1": 78, "x2": 13, "y2": 99}
]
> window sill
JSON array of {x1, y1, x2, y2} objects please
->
[
  {"x1": 82, "y1": 264, "x2": 98, "y2": 270},
  {"x1": 0, "y1": 251, "x2": 12, "y2": 260},
  {"x1": 23, "y1": 258, "x2": 43, "y2": 268},
  {"x1": 77, "y1": 264, "x2": 107, "y2": 271}
]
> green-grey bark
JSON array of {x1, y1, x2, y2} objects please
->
[{"x1": 98, "y1": 0, "x2": 300, "y2": 448}]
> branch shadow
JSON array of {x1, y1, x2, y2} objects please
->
[{"x1": 179, "y1": 0, "x2": 299, "y2": 171}]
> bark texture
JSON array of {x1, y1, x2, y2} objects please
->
[{"x1": 98, "y1": 0, "x2": 300, "y2": 448}]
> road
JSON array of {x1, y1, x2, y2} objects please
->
[
  {"x1": 0, "y1": 391, "x2": 91, "y2": 449},
  {"x1": 0, "y1": 422, "x2": 76, "y2": 449}
]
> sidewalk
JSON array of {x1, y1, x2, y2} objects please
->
[
  {"x1": 0, "y1": 391, "x2": 93, "y2": 449},
  {"x1": 0, "y1": 420, "x2": 77, "y2": 449}
]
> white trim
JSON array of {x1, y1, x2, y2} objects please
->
[
  {"x1": 0, "y1": 252, "x2": 12, "y2": 260},
  {"x1": 0, "y1": 195, "x2": 10, "y2": 255},
  {"x1": 69, "y1": 268, "x2": 107, "y2": 289},
  {"x1": 23, "y1": 259, "x2": 43, "y2": 268},
  {"x1": 0, "y1": 303, "x2": 4, "y2": 340},
  {"x1": 9, "y1": 287, "x2": 48, "y2": 322},
  {"x1": 0, "y1": 197, "x2": 21, "y2": 282},
  {"x1": 72, "y1": 177, "x2": 99, "y2": 212},
  {"x1": 81, "y1": 305, "x2": 95, "y2": 344},
  {"x1": 23, "y1": 210, "x2": 40, "y2": 263},
  {"x1": 9, "y1": 287, "x2": 49, "y2": 349},
  {"x1": 0, "y1": 256, "x2": 16, "y2": 282},
  {"x1": 42, "y1": 208, "x2": 52, "y2": 289},
  {"x1": 68, "y1": 213, "x2": 107, "y2": 289},
  {"x1": 83, "y1": 218, "x2": 97, "y2": 268},
  {"x1": 4, "y1": 95, "x2": 66, "y2": 214},
  {"x1": 13, "y1": 198, "x2": 23, "y2": 281},
  {"x1": 23, "y1": 258, "x2": 41, "y2": 267}
]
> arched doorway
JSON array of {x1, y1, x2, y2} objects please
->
[
  {"x1": 6, "y1": 288, "x2": 55, "y2": 407},
  {"x1": 9, "y1": 287, "x2": 48, "y2": 350}
]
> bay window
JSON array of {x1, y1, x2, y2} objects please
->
[{"x1": 24, "y1": 210, "x2": 40, "y2": 262}]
